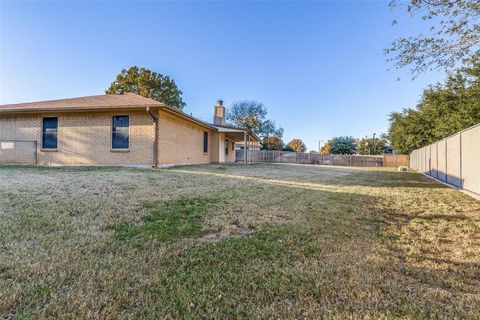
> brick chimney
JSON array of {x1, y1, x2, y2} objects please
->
[{"x1": 213, "y1": 100, "x2": 225, "y2": 125}]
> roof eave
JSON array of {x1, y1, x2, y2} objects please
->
[
  {"x1": 160, "y1": 106, "x2": 218, "y2": 131},
  {"x1": 0, "y1": 104, "x2": 163, "y2": 114},
  {"x1": 211, "y1": 124, "x2": 260, "y2": 142}
]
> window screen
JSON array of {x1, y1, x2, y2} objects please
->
[
  {"x1": 112, "y1": 115, "x2": 129, "y2": 149},
  {"x1": 42, "y1": 117, "x2": 58, "y2": 149}
]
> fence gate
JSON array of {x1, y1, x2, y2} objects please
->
[{"x1": 0, "y1": 140, "x2": 38, "y2": 165}]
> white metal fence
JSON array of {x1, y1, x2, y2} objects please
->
[
  {"x1": 410, "y1": 123, "x2": 480, "y2": 196},
  {"x1": 0, "y1": 140, "x2": 38, "y2": 165}
]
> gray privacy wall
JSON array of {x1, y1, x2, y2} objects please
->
[{"x1": 410, "y1": 123, "x2": 480, "y2": 196}]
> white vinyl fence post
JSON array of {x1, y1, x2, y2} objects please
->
[
  {"x1": 445, "y1": 138, "x2": 448, "y2": 183},
  {"x1": 459, "y1": 132, "x2": 463, "y2": 189}
]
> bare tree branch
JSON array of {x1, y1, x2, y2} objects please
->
[{"x1": 386, "y1": 0, "x2": 480, "y2": 77}]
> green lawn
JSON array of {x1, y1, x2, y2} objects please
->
[{"x1": 1, "y1": 164, "x2": 479, "y2": 319}]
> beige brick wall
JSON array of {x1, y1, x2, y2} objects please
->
[
  {"x1": 157, "y1": 109, "x2": 216, "y2": 166},
  {"x1": 210, "y1": 132, "x2": 220, "y2": 163},
  {"x1": 207, "y1": 132, "x2": 236, "y2": 164},
  {"x1": 0, "y1": 111, "x2": 155, "y2": 166},
  {"x1": 1, "y1": 108, "x2": 240, "y2": 167}
]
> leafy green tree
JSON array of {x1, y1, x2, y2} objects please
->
[
  {"x1": 386, "y1": 0, "x2": 480, "y2": 77},
  {"x1": 282, "y1": 145, "x2": 294, "y2": 152},
  {"x1": 106, "y1": 66, "x2": 186, "y2": 110},
  {"x1": 389, "y1": 60, "x2": 480, "y2": 153},
  {"x1": 226, "y1": 101, "x2": 283, "y2": 139},
  {"x1": 330, "y1": 136, "x2": 357, "y2": 155},
  {"x1": 287, "y1": 139, "x2": 306, "y2": 153},
  {"x1": 261, "y1": 135, "x2": 284, "y2": 150},
  {"x1": 357, "y1": 134, "x2": 389, "y2": 155}
]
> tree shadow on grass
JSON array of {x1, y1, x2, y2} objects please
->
[
  {"x1": 2, "y1": 165, "x2": 479, "y2": 319},
  {"x1": 123, "y1": 183, "x2": 479, "y2": 318},
  {"x1": 169, "y1": 165, "x2": 450, "y2": 190},
  {"x1": 372, "y1": 202, "x2": 480, "y2": 318}
]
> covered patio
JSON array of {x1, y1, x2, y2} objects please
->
[{"x1": 212, "y1": 125, "x2": 260, "y2": 165}]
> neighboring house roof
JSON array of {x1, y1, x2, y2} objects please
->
[
  {"x1": 213, "y1": 124, "x2": 248, "y2": 131},
  {"x1": 235, "y1": 140, "x2": 261, "y2": 145},
  {"x1": 0, "y1": 92, "x2": 164, "y2": 113}
]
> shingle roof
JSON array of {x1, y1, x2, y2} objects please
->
[
  {"x1": 0, "y1": 92, "x2": 164, "y2": 113},
  {"x1": 0, "y1": 92, "x2": 260, "y2": 142},
  {"x1": 160, "y1": 105, "x2": 218, "y2": 131}
]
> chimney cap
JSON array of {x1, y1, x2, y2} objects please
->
[{"x1": 214, "y1": 99, "x2": 225, "y2": 125}]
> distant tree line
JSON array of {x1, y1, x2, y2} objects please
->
[
  {"x1": 388, "y1": 61, "x2": 480, "y2": 154},
  {"x1": 328, "y1": 137, "x2": 357, "y2": 155},
  {"x1": 357, "y1": 134, "x2": 389, "y2": 155},
  {"x1": 385, "y1": 0, "x2": 480, "y2": 154},
  {"x1": 225, "y1": 101, "x2": 309, "y2": 152},
  {"x1": 260, "y1": 136, "x2": 307, "y2": 152},
  {"x1": 226, "y1": 101, "x2": 284, "y2": 140},
  {"x1": 318, "y1": 135, "x2": 390, "y2": 155}
]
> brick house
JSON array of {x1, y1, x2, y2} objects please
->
[{"x1": 0, "y1": 92, "x2": 258, "y2": 167}]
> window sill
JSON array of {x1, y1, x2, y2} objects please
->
[
  {"x1": 111, "y1": 149, "x2": 130, "y2": 153},
  {"x1": 41, "y1": 148, "x2": 58, "y2": 152}
]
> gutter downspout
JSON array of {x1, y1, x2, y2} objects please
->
[{"x1": 146, "y1": 107, "x2": 159, "y2": 168}]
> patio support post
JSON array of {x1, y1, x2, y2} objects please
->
[
  {"x1": 248, "y1": 135, "x2": 253, "y2": 164},
  {"x1": 244, "y1": 132, "x2": 247, "y2": 165},
  {"x1": 249, "y1": 134, "x2": 252, "y2": 163}
]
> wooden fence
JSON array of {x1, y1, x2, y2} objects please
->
[
  {"x1": 236, "y1": 150, "x2": 409, "y2": 168},
  {"x1": 383, "y1": 154, "x2": 410, "y2": 168}
]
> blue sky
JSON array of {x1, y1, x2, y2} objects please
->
[{"x1": 0, "y1": 1, "x2": 444, "y2": 151}]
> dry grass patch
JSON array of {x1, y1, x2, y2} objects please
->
[{"x1": 0, "y1": 163, "x2": 479, "y2": 319}]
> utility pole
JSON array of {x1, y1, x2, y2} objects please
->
[
  {"x1": 365, "y1": 135, "x2": 368, "y2": 155},
  {"x1": 372, "y1": 133, "x2": 376, "y2": 155}
]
